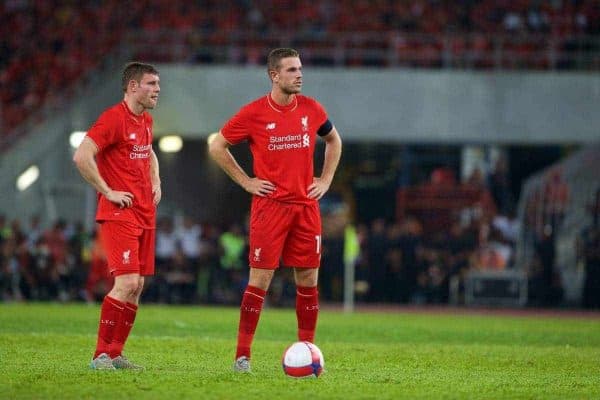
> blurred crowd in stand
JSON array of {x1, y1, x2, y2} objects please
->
[
  {"x1": 2, "y1": 1, "x2": 599, "y2": 140},
  {"x1": 323, "y1": 161, "x2": 525, "y2": 306},
  {"x1": 0, "y1": 1, "x2": 145, "y2": 140},
  {"x1": 130, "y1": 0, "x2": 600, "y2": 35},
  {"x1": 3, "y1": 153, "x2": 597, "y2": 309},
  {"x1": 132, "y1": 0, "x2": 600, "y2": 69}
]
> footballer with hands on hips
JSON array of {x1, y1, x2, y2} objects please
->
[
  {"x1": 73, "y1": 62, "x2": 161, "y2": 370},
  {"x1": 209, "y1": 48, "x2": 342, "y2": 373}
]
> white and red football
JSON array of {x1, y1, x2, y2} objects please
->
[{"x1": 282, "y1": 341, "x2": 324, "y2": 378}]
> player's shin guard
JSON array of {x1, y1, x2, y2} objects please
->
[
  {"x1": 94, "y1": 296, "x2": 125, "y2": 358},
  {"x1": 236, "y1": 285, "x2": 266, "y2": 359},
  {"x1": 296, "y1": 286, "x2": 319, "y2": 343},
  {"x1": 109, "y1": 302, "x2": 138, "y2": 358}
]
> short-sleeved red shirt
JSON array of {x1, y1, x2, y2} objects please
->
[
  {"x1": 221, "y1": 94, "x2": 328, "y2": 204},
  {"x1": 86, "y1": 101, "x2": 156, "y2": 229}
]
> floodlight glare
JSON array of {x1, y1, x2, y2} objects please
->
[
  {"x1": 159, "y1": 135, "x2": 183, "y2": 153},
  {"x1": 16, "y1": 165, "x2": 40, "y2": 191},
  {"x1": 70, "y1": 131, "x2": 87, "y2": 148},
  {"x1": 206, "y1": 132, "x2": 219, "y2": 146}
]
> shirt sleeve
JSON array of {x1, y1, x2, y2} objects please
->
[
  {"x1": 221, "y1": 107, "x2": 249, "y2": 145},
  {"x1": 312, "y1": 99, "x2": 328, "y2": 127},
  {"x1": 86, "y1": 110, "x2": 120, "y2": 151}
]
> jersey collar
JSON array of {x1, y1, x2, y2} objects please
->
[
  {"x1": 121, "y1": 101, "x2": 145, "y2": 124},
  {"x1": 267, "y1": 94, "x2": 298, "y2": 113}
]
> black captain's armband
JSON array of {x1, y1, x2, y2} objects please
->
[{"x1": 317, "y1": 119, "x2": 333, "y2": 137}]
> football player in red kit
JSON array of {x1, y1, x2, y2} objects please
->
[
  {"x1": 209, "y1": 48, "x2": 342, "y2": 372},
  {"x1": 73, "y1": 62, "x2": 161, "y2": 370}
]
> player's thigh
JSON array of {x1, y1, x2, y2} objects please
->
[
  {"x1": 99, "y1": 221, "x2": 143, "y2": 275},
  {"x1": 138, "y1": 228, "x2": 155, "y2": 276},
  {"x1": 248, "y1": 197, "x2": 294, "y2": 269},
  {"x1": 282, "y1": 202, "x2": 321, "y2": 268}
]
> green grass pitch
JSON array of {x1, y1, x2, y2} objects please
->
[{"x1": 1, "y1": 303, "x2": 599, "y2": 399}]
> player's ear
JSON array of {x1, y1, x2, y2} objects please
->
[{"x1": 268, "y1": 69, "x2": 278, "y2": 83}]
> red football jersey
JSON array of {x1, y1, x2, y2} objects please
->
[
  {"x1": 221, "y1": 94, "x2": 328, "y2": 204},
  {"x1": 86, "y1": 101, "x2": 156, "y2": 228}
]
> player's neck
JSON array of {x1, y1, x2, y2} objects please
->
[
  {"x1": 270, "y1": 90, "x2": 296, "y2": 106},
  {"x1": 123, "y1": 96, "x2": 145, "y2": 116}
]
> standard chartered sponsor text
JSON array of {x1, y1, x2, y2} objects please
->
[
  {"x1": 269, "y1": 134, "x2": 302, "y2": 143},
  {"x1": 268, "y1": 134, "x2": 306, "y2": 151},
  {"x1": 130, "y1": 144, "x2": 152, "y2": 159},
  {"x1": 133, "y1": 144, "x2": 152, "y2": 151}
]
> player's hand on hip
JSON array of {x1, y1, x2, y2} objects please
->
[
  {"x1": 105, "y1": 189, "x2": 134, "y2": 208},
  {"x1": 308, "y1": 177, "x2": 331, "y2": 200},
  {"x1": 152, "y1": 184, "x2": 162, "y2": 206},
  {"x1": 244, "y1": 178, "x2": 276, "y2": 197}
]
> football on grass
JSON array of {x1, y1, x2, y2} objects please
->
[{"x1": 282, "y1": 341, "x2": 324, "y2": 378}]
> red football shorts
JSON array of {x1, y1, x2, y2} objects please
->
[
  {"x1": 249, "y1": 196, "x2": 321, "y2": 269},
  {"x1": 99, "y1": 221, "x2": 155, "y2": 276}
]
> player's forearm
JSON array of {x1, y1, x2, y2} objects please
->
[
  {"x1": 209, "y1": 145, "x2": 251, "y2": 189},
  {"x1": 74, "y1": 155, "x2": 112, "y2": 195},
  {"x1": 320, "y1": 130, "x2": 342, "y2": 184},
  {"x1": 150, "y1": 150, "x2": 161, "y2": 186}
]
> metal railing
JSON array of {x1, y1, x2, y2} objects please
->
[{"x1": 128, "y1": 30, "x2": 600, "y2": 70}]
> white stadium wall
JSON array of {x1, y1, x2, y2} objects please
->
[{"x1": 149, "y1": 66, "x2": 600, "y2": 143}]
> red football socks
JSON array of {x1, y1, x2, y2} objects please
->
[
  {"x1": 236, "y1": 285, "x2": 266, "y2": 359},
  {"x1": 109, "y1": 302, "x2": 138, "y2": 358},
  {"x1": 296, "y1": 286, "x2": 319, "y2": 343},
  {"x1": 94, "y1": 296, "x2": 125, "y2": 358}
]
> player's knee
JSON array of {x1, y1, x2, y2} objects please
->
[
  {"x1": 294, "y1": 268, "x2": 318, "y2": 287},
  {"x1": 134, "y1": 277, "x2": 145, "y2": 296},
  {"x1": 114, "y1": 275, "x2": 140, "y2": 297},
  {"x1": 248, "y1": 268, "x2": 274, "y2": 290},
  {"x1": 297, "y1": 278, "x2": 318, "y2": 287}
]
